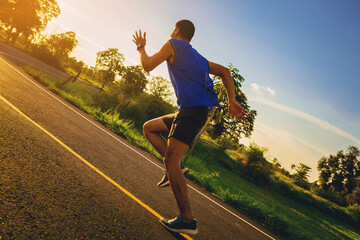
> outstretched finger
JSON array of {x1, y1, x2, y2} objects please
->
[
  {"x1": 144, "y1": 32, "x2": 146, "y2": 39},
  {"x1": 230, "y1": 112, "x2": 234, "y2": 119},
  {"x1": 242, "y1": 110, "x2": 249, "y2": 117},
  {"x1": 236, "y1": 110, "x2": 246, "y2": 121},
  {"x1": 239, "y1": 107, "x2": 249, "y2": 117},
  {"x1": 234, "y1": 113, "x2": 242, "y2": 122}
]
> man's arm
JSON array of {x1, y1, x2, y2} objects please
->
[
  {"x1": 209, "y1": 61, "x2": 248, "y2": 121},
  {"x1": 132, "y1": 30, "x2": 173, "y2": 72}
]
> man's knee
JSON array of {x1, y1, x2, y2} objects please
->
[
  {"x1": 164, "y1": 138, "x2": 189, "y2": 170},
  {"x1": 143, "y1": 121, "x2": 151, "y2": 135},
  {"x1": 143, "y1": 120, "x2": 156, "y2": 136},
  {"x1": 143, "y1": 118, "x2": 168, "y2": 136}
]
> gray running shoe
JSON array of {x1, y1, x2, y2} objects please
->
[
  {"x1": 157, "y1": 163, "x2": 189, "y2": 188},
  {"x1": 160, "y1": 214, "x2": 198, "y2": 235}
]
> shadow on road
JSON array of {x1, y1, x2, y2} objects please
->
[{"x1": 162, "y1": 227, "x2": 192, "y2": 240}]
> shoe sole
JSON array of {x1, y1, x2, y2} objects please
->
[
  {"x1": 158, "y1": 168, "x2": 189, "y2": 188},
  {"x1": 159, "y1": 219, "x2": 198, "y2": 235}
]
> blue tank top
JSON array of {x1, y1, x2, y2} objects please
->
[{"x1": 167, "y1": 38, "x2": 219, "y2": 109}]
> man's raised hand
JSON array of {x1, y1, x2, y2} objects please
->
[
  {"x1": 228, "y1": 99, "x2": 249, "y2": 122},
  {"x1": 132, "y1": 30, "x2": 146, "y2": 47}
]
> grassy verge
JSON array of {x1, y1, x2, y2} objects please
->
[{"x1": 22, "y1": 65, "x2": 360, "y2": 240}]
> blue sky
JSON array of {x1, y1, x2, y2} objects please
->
[{"x1": 45, "y1": 0, "x2": 360, "y2": 181}]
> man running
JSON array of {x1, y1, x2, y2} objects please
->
[{"x1": 132, "y1": 19, "x2": 248, "y2": 235}]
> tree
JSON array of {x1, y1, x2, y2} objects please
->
[
  {"x1": 0, "y1": 0, "x2": 60, "y2": 44},
  {"x1": 292, "y1": 163, "x2": 312, "y2": 183},
  {"x1": 44, "y1": 31, "x2": 78, "y2": 61},
  {"x1": 291, "y1": 164, "x2": 296, "y2": 171},
  {"x1": 117, "y1": 65, "x2": 149, "y2": 97},
  {"x1": 67, "y1": 57, "x2": 85, "y2": 72},
  {"x1": 272, "y1": 158, "x2": 281, "y2": 170},
  {"x1": 318, "y1": 146, "x2": 360, "y2": 194},
  {"x1": 106, "y1": 64, "x2": 149, "y2": 114},
  {"x1": 95, "y1": 48, "x2": 124, "y2": 91},
  {"x1": 241, "y1": 143, "x2": 273, "y2": 185},
  {"x1": 31, "y1": 31, "x2": 78, "y2": 68},
  {"x1": 209, "y1": 64, "x2": 257, "y2": 142}
]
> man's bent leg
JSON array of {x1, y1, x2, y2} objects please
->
[
  {"x1": 164, "y1": 137, "x2": 193, "y2": 221},
  {"x1": 143, "y1": 116, "x2": 171, "y2": 158}
]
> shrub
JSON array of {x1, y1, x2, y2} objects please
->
[
  {"x1": 92, "y1": 91, "x2": 119, "y2": 111},
  {"x1": 119, "y1": 93, "x2": 174, "y2": 130},
  {"x1": 239, "y1": 144, "x2": 273, "y2": 185},
  {"x1": 312, "y1": 187, "x2": 347, "y2": 206},
  {"x1": 214, "y1": 135, "x2": 241, "y2": 150},
  {"x1": 31, "y1": 44, "x2": 62, "y2": 69},
  {"x1": 348, "y1": 204, "x2": 360, "y2": 222},
  {"x1": 345, "y1": 187, "x2": 360, "y2": 206}
]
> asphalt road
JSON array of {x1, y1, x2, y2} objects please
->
[{"x1": 0, "y1": 45, "x2": 279, "y2": 240}]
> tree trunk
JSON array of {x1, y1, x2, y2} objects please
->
[
  {"x1": 6, "y1": 28, "x2": 13, "y2": 43},
  {"x1": 100, "y1": 80, "x2": 107, "y2": 92},
  {"x1": 110, "y1": 94, "x2": 128, "y2": 115},
  {"x1": 10, "y1": 32, "x2": 19, "y2": 44},
  {"x1": 60, "y1": 69, "x2": 82, "y2": 87},
  {"x1": 71, "y1": 69, "x2": 83, "y2": 83},
  {"x1": 60, "y1": 76, "x2": 74, "y2": 87}
]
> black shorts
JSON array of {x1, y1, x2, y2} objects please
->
[{"x1": 162, "y1": 106, "x2": 209, "y2": 146}]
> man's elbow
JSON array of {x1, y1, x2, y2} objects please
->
[
  {"x1": 209, "y1": 62, "x2": 229, "y2": 77},
  {"x1": 141, "y1": 59, "x2": 156, "y2": 72},
  {"x1": 142, "y1": 63, "x2": 154, "y2": 72}
]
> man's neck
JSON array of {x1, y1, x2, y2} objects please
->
[{"x1": 172, "y1": 37, "x2": 190, "y2": 43}]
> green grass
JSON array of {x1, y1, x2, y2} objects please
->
[{"x1": 22, "y1": 64, "x2": 360, "y2": 240}]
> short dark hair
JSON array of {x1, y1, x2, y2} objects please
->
[{"x1": 175, "y1": 20, "x2": 195, "y2": 41}]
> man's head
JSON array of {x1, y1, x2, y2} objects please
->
[{"x1": 171, "y1": 19, "x2": 195, "y2": 42}]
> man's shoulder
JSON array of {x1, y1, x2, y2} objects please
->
[{"x1": 170, "y1": 38, "x2": 191, "y2": 46}]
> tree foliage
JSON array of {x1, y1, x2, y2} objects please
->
[
  {"x1": 95, "y1": 48, "x2": 124, "y2": 90},
  {"x1": 209, "y1": 64, "x2": 257, "y2": 142},
  {"x1": 291, "y1": 163, "x2": 312, "y2": 189},
  {"x1": 31, "y1": 31, "x2": 78, "y2": 68},
  {"x1": 241, "y1": 143, "x2": 273, "y2": 185},
  {"x1": 293, "y1": 163, "x2": 312, "y2": 182},
  {"x1": 0, "y1": 0, "x2": 60, "y2": 43},
  {"x1": 119, "y1": 93, "x2": 174, "y2": 129},
  {"x1": 117, "y1": 65, "x2": 149, "y2": 97},
  {"x1": 43, "y1": 31, "x2": 78, "y2": 60},
  {"x1": 318, "y1": 146, "x2": 360, "y2": 202}
]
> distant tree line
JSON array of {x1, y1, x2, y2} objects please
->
[{"x1": 269, "y1": 145, "x2": 360, "y2": 206}]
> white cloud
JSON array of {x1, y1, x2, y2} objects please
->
[
  {"x1": 265, "y1": 87, "x2": 276, "y2": 96},
  {"x1": 249, "y1": 96, "x2": 360, "y2": 146},
  {"x1": 250, "y1": 83, "x2": 276, "y2": 96},
  {"x1": 250, "y1": 83, "x2": 260, "y2": 91}
]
